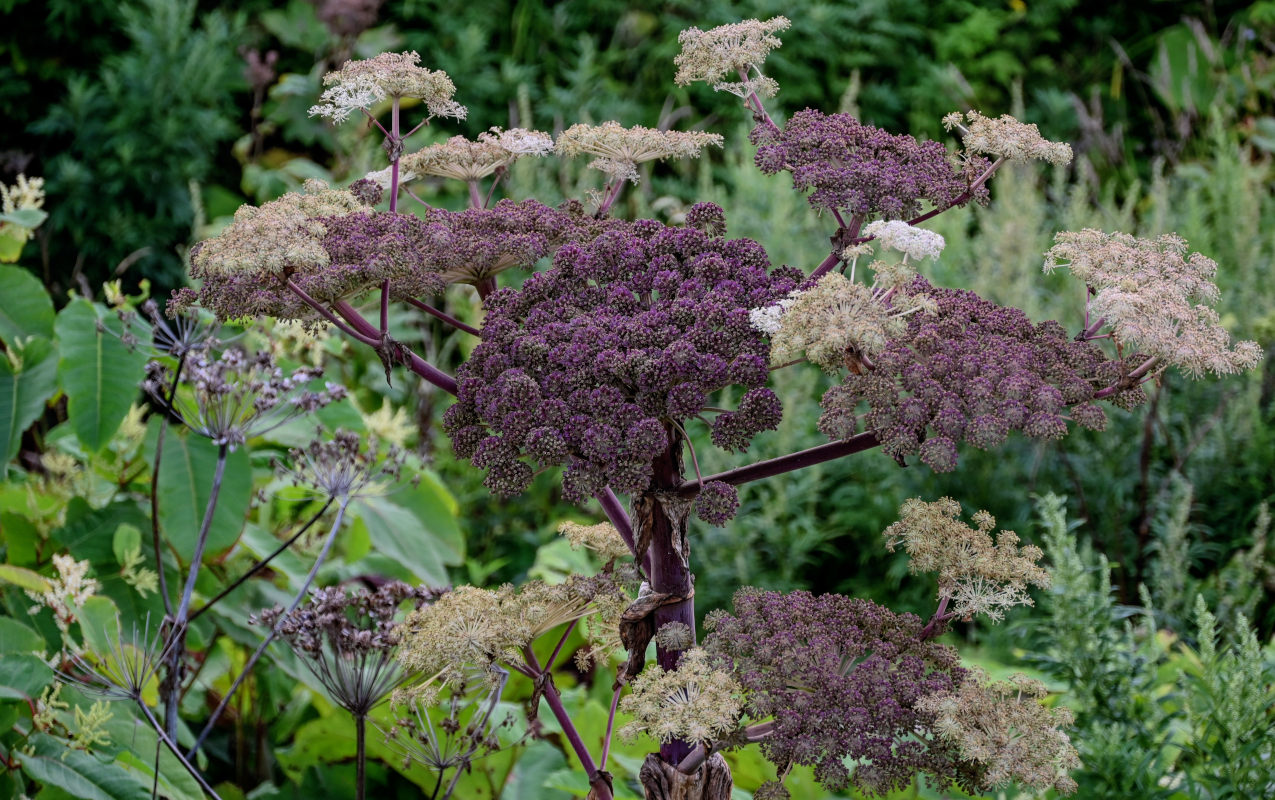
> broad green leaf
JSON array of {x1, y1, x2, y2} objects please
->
[
  {"x1": 0, "y1": 511, "x2": 41, "y2": 564},
  {"x1": 76, "y1": 595, "x2": 122, "y2": 656},
  {"x1": 154, "y1": 429, "x2": 253, "y2": 562},
  {"x1": 54, "y1": 299, "x2": 147, "y2": 452},
  {"x1": 0, "y1": 617, "x2": 45, "y2": 654},
  {"x1": 22, "y1": 734, "x2": 150, "y2": 800},
  {"x1": 351, "y1": 475, "x2": 463, "y2": 587},
  {"x1": 0, "y1": 208, "x2": 48, "y2": 228},
  {"x1": 0, "y1": 335, "x2": 58, "y2": 472},
  {"x1": 97, "y1": 713, "x2": 202, "y2": 800},
  {"x1": 112, "y1": 523, "x2": 142, "y2": 566},
  {"x1": 0, "y1": 265, "x2": 54, "y2": 345},
  {"x1": 0, "y1": 654, "x2": 53, "y2": 700},
  {"x1": 0, "y1": 563, "x2": 51, "y2": 593},
  {"x1": 0, "y1": 227, "x2": 25, "y2": 262},
  {"x1": 503, "y1": 741, "x2": 570, "y2": 800}
]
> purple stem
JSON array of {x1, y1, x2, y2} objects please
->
[
  {"x1": 920, "y1": 592, "x2": 953, "y2": 639},
  {"x1": 379, "y1": 279, "x2": 390, "y2": 335},
  {"x1": 595, "y1": 180, "x2": 626, "y2": 218},
  {"x1": 468, "y1": 180, "x2": 484, "y2": 210},
  {"x1": 164, "y1": 443, "x2": 228, "y2": 737},
  {"x1": 332, "y1": 300, "x2": 459, "y2": 395},
  {"x1": 679, "y1": 431, "x2": 881, "y2": 495},
  {"x1": 483, "y1": 168, "x2": 506, "y2": 208},
  {"x1": 738, "y1": 67, "x2": 778, "y2": 130},
  {"x1": 545, "y1": 619, "x2": 577, "y2": 673},
  {"x1": 596, "y1": 487, "x2": 650, "y2": 576},
  {"x1": 285, "y1": 281, "x2": 379, "y2": 347},
  {"x1": 1092, "y1": 356, "x2": 1161, "y2": 400},
  {"x1": 599, "y1": 678, "x2": 623, "y2": 771},
  {"x1": 151, "y1": 355, "x2": 186, "y2": 617},
  {"x1": 190, "y1": 501, "x2": 350, "y2": 757},
  {"x1": 360, "y1": 108, "x2": 390, "y2": 138},
  {"x1": 1081, "y1": 315, "x2": 1107, "y2": 341},
  {"x1": 523, "y1": 648, "x2": 612, "y2": 800},
  {"x1": 403, "y1": 296, "x2": 481, "y2": 337},
  {"x1": 389, "y1": 98, "x2": 401, "y2": 214}
]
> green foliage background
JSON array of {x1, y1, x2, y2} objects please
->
[{"x1": 1, "y1": 0, "x2": 1274, "y2": 797}]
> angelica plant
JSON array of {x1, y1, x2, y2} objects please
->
[{"x1": 170, "y1": 18, "x2": 1261, "y2": 800}]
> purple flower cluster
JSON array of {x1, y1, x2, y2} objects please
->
[
  {"x1": 174, "y1": 199, "x2": 589, "y2": 323},
  {"x1": 704, "y1": 589, "x2": 981, "y2": 795},
  {"x1": 819, "y1": 278, "x2": 1144, "y2": 471},
  {"x1": 444, "y1": 206, "x2": 802, "y2": 517},
  {"x1": 752, "y1": 110, "x2": 988, "y2": 220},
  {"x1": 417, "y1": 198, "x2": 598, "y2": 285}
]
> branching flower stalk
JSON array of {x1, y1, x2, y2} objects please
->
[
  {"x1": 172, "y1": 21, "x2": 1263, "y2": 800},
  {"x1": 190, "y1": 498, "x2": 352, "y2": 756}
]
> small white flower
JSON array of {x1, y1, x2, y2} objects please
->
[{"x1": 863, "y1": 219, "x2": 946, "y2": 260}]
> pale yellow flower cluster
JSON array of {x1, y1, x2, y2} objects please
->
[
  {"x1": 1, "y1": 174, "x2": 44, "y2": 214},
  {"x1": 767, "y1": 272, "x2": 934, "y2": 372},
  {"x1": 403, "y1": 127, "x2": 553, "y2": 183},
  {"x1": 884, "y1": 497, "x2": 1050, "y2": 623},
  {"x1": 555, "y1": 122, "x2": 723, "y2": 184},
  {"x1": 310, "y1": 51, "x2": 467, "y2": 123},
  {"x1": 557, "y1": 520, "x2": 631, "y2": 561},
  {"x1": 0, "y1": 173, "x2": 46, "y2": 245},
  {"x1": 674, "y1": 17, "x2": 790, "y2": 99},
  {"x1": 191, "y1": 182, "x2": 366, "y2": 278},
  {"x1": 397, "y1": 576, "x2": 627, "y2": 697},
  {"x1": 1044, "y1": 230, "x2": 1262, "y2": 377},
  {"x1": 942, "y1": 111, "x2": 1074, "y2": 166},
  {"x1": 360, "y1": 397, "x2": 416, "y2": 447},
  {"x1": 619, "y1": 648, "x2": 743, "y2": 745},
  {"x1": 917, "y1": 668, "x2": 1079, "y2": 795},
  {"x1": 26, "y1": 553, "x2": 100, "y2": 634}
]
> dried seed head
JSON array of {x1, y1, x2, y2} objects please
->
[
  {"x1": 556, "y1": 122, "x2": 723, "y2": 184},
  {"x1": 557, "y1": 520, "x2": 631, "y2": 561},
  {"x1": 943, "y1": 110, "x2": 1073, "y2": 166},
  {"x1": 674, "y1": 18, "x2": 790, "y2": 98},
  {"x1": 403, "y1": 128, "x2": 553, "y2": 183},
  {"x1": 769, "y1": 272, "x2": 930, "y2": 372},
  {"x1": 618, "y1": 648, "x2": 743, "y2": 745},
  {"x1": 1044, "y1": 230, "x2": 1262, "y2": 377},
  {"x1": 884, "y1": 497, "x2": 1050, "y2": 623},
  {"x1": 917, "y1": 667, "x2": 1079, "y2": 794},
  {"x1": 310, "y1": 51, "x2": 466, "y2": 123}
]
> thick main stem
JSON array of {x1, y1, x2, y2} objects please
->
[
  {"x1": 634, "y1": 423, "x2": 696, "y2": 767},
  {"x1": 164, "y1": 442, "x2": 229, "y2": 738}
]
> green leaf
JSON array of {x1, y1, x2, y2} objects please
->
[
  {"x1": 21, "y1": 734, "x2": 150, "y2": 800},
  {"x1": 112, "y1": 523, "x2": 142, "y2": 567},
  {"x1": 351, "y1": 473, "x2": 463, "y2": 587},
  {"x1": 0, "y1": 563, "x2": 51, "y2": 593},
  {"x1": 154, "y1": 429, "x2": 253, "y2": 562},
  {"x1": 0, "y1": 654, "x2": 53, "y2": 700},
  {"x1": 96, "y1": 714, "x2": 202, "y2": 800},
  {"x1": 0, "y1": 335, "x2": 58, "y2": 472},
  {"x1": 0, "y1": 617, "x2": 45, "y2": 654},
  {"x1": 53, "y1": 299, "x2": 147, "y2": 452},
  {"x1": 76, "y1": 595, "x2": 122, "y2": 656},
  {"x1": 0, "y1": 511, "x2": 41, "y2": 565},
  {"x1": 0, "y1": 265, "x2": 54, "y2": 345},
  {"x1": 0, "y1": 208, "x2": 49, "y2": 229},
  {"x1": 0, "y1": 227, "x2": 26, "y2": 262}
]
